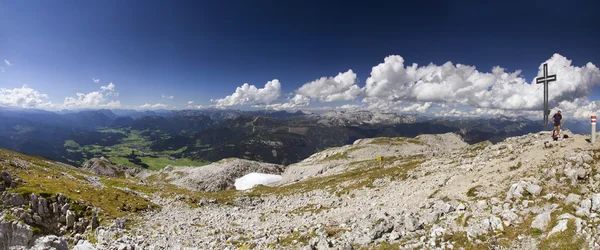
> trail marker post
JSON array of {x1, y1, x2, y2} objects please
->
[
  {"x1": 376, "y1": 156, "x2": 383, "y2": 176},
  {"x1": 536, "y1": 63, "x2": 557, "y2": 130},
  {"x1": 592, "y1": 116, "x2": 597, "y2": 144}
]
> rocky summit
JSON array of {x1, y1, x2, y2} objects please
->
[{"x1": 2, "y1": 130, "x2": 600, "y2": 249}]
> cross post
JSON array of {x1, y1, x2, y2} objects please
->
[{"x1": 536, "y1": 63, "x2": 557, "y2": 130}]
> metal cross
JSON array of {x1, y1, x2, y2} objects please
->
[{"x1": 536, "y1": 63, "x2": 557, "y2": 130}]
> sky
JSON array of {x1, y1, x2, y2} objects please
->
[{"x1": 1, "y1": 0, "x2": 600, "y2": 118}]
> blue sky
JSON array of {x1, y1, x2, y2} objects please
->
[{"x1": 1, "y1": 0, "x2": 600, "y2": 116}]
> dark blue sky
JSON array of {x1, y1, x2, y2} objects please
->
[{"x1": 1, "y1": 0, "x2": 599, "y2": 109}]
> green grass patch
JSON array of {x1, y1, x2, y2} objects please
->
[
  {"x1": 322, "y1": 152, "x2": 348, "y2": 161},
  {"x1": 369, "y1": 137, "x2": 423, "y2": 145},
  {"x1": 63, "y1": 140, "x2": 80, "y2": 148},
  {"x1": 467, "y1": 185, "x2": 482, "y2": 197},
  {"x1": 140, "y1": 157, "x2": 209, "y2": 171},
  {"x1": 538, "y1": 219, "x2": 585, "y2": 250}
]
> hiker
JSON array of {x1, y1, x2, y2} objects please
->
[{"x1": 552, "y1": 110, "x2": 563, "y2": 137}]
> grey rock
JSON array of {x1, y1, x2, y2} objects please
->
[
  {"x1": 0, "y1": 220, "x2": 34, "y2": 249},
  {"x1": 531, "y1": 211, "x2": 551, "y2": 231},
  {"x1": 38, "y1": 197, "x2": 49, "y2": 217},
  {"x1": 490, "y1": 216, "x2": 504, "y2": 232},
  {"x1": 1, "y1": 171, "x2": 12, "y2": 185},
  {"x1": 404, "y1": 214, "x2": 422, "y2": 232},
  {"x1": 565, "y1": 194, "x2": 582, "y2": 205},
  {"x1": 501, "y1": 210, "x2": 520, "y2": 225},
  {"x1": 370, "y1": 219, "x2": 393, "y2": 240},
  {"x1": 30, "y1": 193, "x2": 38, "y2": 213},
  {"x1": 582, "y1": 153, "x2": 594, "y2": 163},
  {"x1": 61, "y1": 204, "x2": 69, "y2": 215},
  {"x1": 548, "y1": 220, "x2": 569, "y2": 237},
  {"x1": 526, "y1": 184, "x2": 542, "y2": 196},
  {"x1": 66, "y1": 210, "x2": 75, "y2": 229},
  {"x1": 90, "y1": 215, "x2": 99, "y2": 230},
  {"x1": 82, "y1": 157, "x2": 140, "y2": 178},
  {"x1": 506, "y1": 181, "x2": 527, "y2": 200},
  {"x1": 30, "y1": 235, "x2": 68, "y2": 250},
  {"x1": 580, "y1": 199, "x2": 592, "y2": 213},
  {"x1": 592, "y1": 193, "x2": 600, "y2": 212},
  {"x1": 8, "y1": 193, "x2": 26, "y2": 206},
  {"x1": 73, "y1": 240, "x2": 97, "y2": 250}
]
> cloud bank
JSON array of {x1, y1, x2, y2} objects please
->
[{"x1": 215, "y1": 80, "x2": 282, "y2": 107}]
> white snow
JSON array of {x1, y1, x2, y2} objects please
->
[{"x1": 234, "y1": 173, "x2": 283, "y2": 190}]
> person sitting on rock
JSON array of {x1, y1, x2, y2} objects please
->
[{"x1": 552, "y1": 110, "x2": 562, "y2": 137}]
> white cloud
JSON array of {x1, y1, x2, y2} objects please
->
[
  {"x1": 4, "y1": 59, "x2": 11, "y2": 66},
  {"x1": 262, "y1": 94, "x2": 310, "y2": 110},
  {"x1": 100, "y1": 82, "x2": 115, "y2": 91},
  {"x1": 215, "y1": 79, "x2": 282, "y2": 107},
  {"x1": 63, "y1": 92, "x2": 121, "y2": 109},
  {"x1": 0, "y1": 85, "x2": 53, "y2": 109},
  {"x1": 336, "y1": 104, "x2": 366, "y2": 111},
  {"x1": 187, "y1": 105, "x2": 204, "y2": 109},
  {"x1": 140, "y1": 103, "x2": 168, "y2": 109},
  {"x1": 363, "y1": 54, "x2": 600, "y2": 112},
  {"x1": 188, "y1": 101, "x2": 194, "y2": 104},
  {"x1": 62, "y1": 82, "x2": 121, "y2": 109},
  {"x1": 297, "y1": 70, "x2": 362, "y2": 102},
  {"x1": 93, "y1": 78, "x2": 100, "y2": 83},
  {"x1": 162, "y1": 94, "x2": 174, "y2": 100}
]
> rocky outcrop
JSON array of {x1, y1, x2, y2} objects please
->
[
  {"x1": 0, "y1": 217, "x2": 33, "y2": 250},
  {"x1": 154, "y1": 159, "x2": 285, "y2": 192},
  {"x1": 82, "y1": 157, "x2": 140, "y2": 177},
  {"x1": 30, "y1": 235, "x2": 68, "y2": 250}
]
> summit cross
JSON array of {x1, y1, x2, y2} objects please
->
[{"x1": 536, "y1": 63, "x2": 557, "y2": 130}]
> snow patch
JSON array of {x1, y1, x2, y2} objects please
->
[{"x1": 234, "y1": 173, "x2": 283, "y2": 190}]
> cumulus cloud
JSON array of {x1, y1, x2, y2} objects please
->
[
  {"x1": 63, "y1": 92, "x2": 121, "y2": 109},
  {"x1": 262, "y1": 94, "x2": 310, "y2": 110},
  {"x1": 188, "y1": 101, "x2": 194, "y2": 104},
  {"x1": 140, "y1": 103, "x2": 168, "y2": 109},
  {"x1": 93, "y1": 78, "x2": 100, "y2": 83},
  {"x1": 215, "y1": 80, "x2": 282, "y2": 107},
  {"x1": 363, "y1": 54, "x2": 600, "y2": 112},
  {"x1": 297, "y1": 70, "x2": 362, "y2": 102},
  {"x1": 100, "y1": 82, "x2": 115, "y2": 91},
  {"x1": 162, "y1": 94, "x2": 174, "y2": 100},
  {"x1": 62, "y1": 82, "x2": 121, "y2": 109},
  {"x1": 4, "y1": 59, "x2": 11, "y2": 66},
  {"x1": 0, "y1": 85, "x2": 53, "y2": 109}
]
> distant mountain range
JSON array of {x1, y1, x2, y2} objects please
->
[{"x1": 0, "y1": 107, "x2": 591, "y2": 167}]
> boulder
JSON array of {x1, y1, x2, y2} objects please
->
[
  {"x1": 490, "y1": 216, "x2": 504, "y2": 232},
  {"x1": 564, "y1": 194, "x2": 581, "y2": 205},
  {"x1": 592, "y1": 193, "x2": 600, "y2": 212},
  {"x1": 30, "y1": 235, "x2": 68, "y2": 250},
  {"x1": 526, "y1": 184, "x2": 542, "y2": 196},
  {"x1": 0, "y1": 219, "x2": 33, "y2": 249},
  {"x1": 531, "y1": 212, "x2": 551, "y2": 231},
  {"x1": 547, "y1": 220, "x2": 569, "y2": 237},
  {"x1": 404, "y1": 214, "x2": 422, "y2": 232},
  {"x1": 73, "y1": 240, "x2": 97, "y2": 250},
  {"x1": 66, "y1": 210, "x2": 75, "y2": 229}
]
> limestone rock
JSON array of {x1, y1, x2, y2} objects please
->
[
  {"x1": 490, "y1": 216, "x2": 504, "y2": 232},
  {"x1": 526, "y1": 184, "x2": 542, "y2": 196},
  {"x1": 404, "y1": 214, "x2": 422, "y2": 232},
  {"x1": 564, "y1": 193, "x2": 581, "y2": 205},
  {"x1": 547, "y1": 220, "x2": 569, "y2": 237},
  {"x1": 592, "y1": 193, "x2": 600, "y2": 212},
  {"x1": 531, "y1": 212, "x2": 551, "y2": 231},
  {"x1": 73, "y1": 240, "x2": 97, "y2": 250},
  {"x1": 0, "y1": 219, "x2": 33, "y2": 249},
  {"x1": 30, "y1": 235, "x2": 68, "y2": 250},
  {"x1": 66, "y1": 210, "x2": 75, "y2": 229}
]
